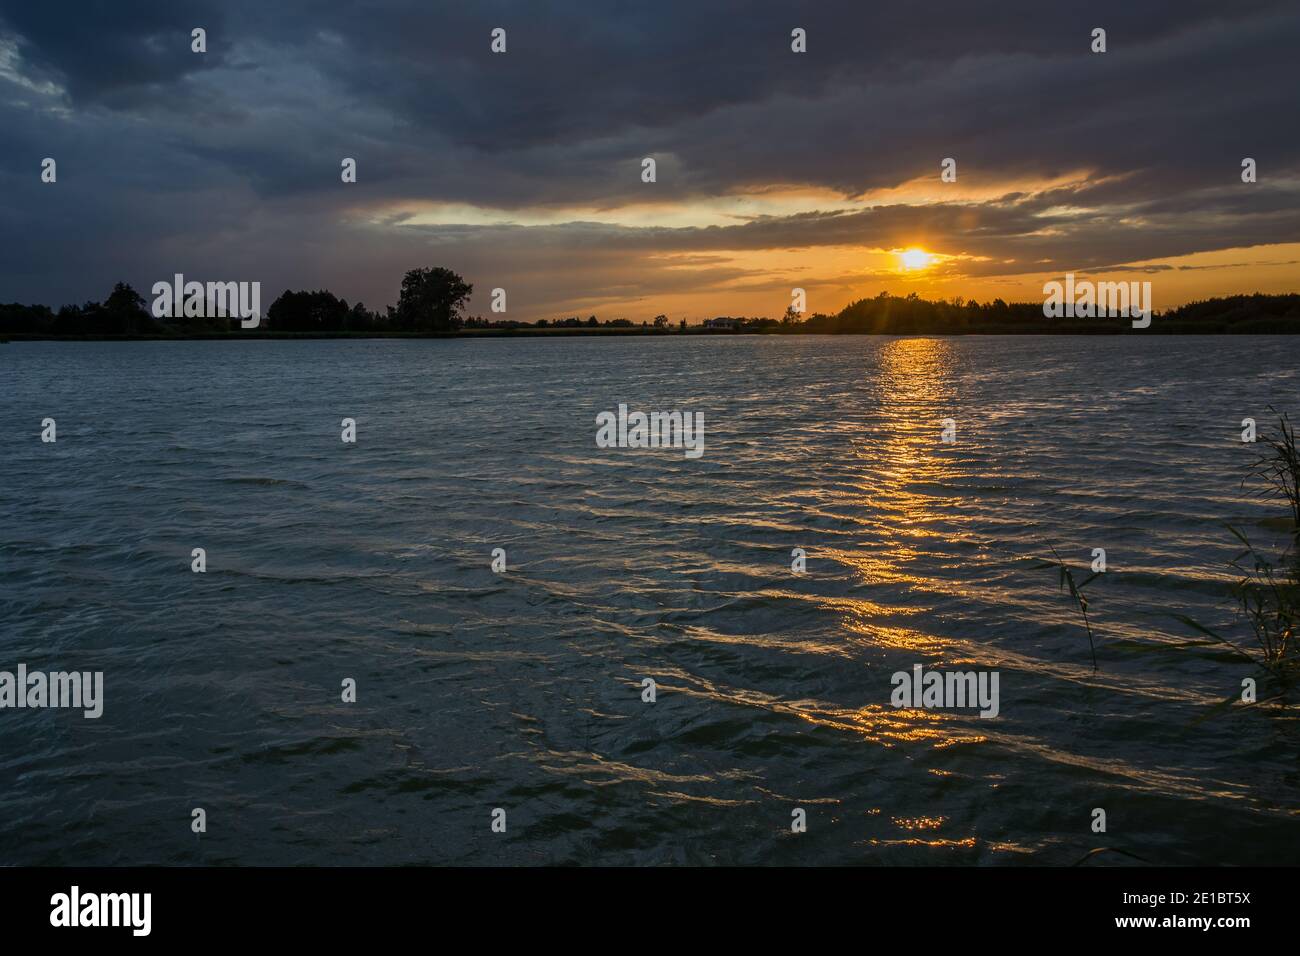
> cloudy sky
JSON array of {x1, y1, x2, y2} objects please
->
[{"x1": 1, "y1": 1, "x2": 1298, "y2": 322}]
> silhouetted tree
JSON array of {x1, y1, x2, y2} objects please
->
[
  {"x1": 267, "y1": 289, "x2": 352, "y2": 332},
  {"x1": 103, "y1": 282, "x2": 153, "y2": 335},
  {"x1": 344, "y1": 301, "x2": 377, "y2": 331},
  {"x1": 52, "y1": 302, "x2": 93, "y2": 336},
  {"x1": 0, "y1": 302, "x2": 54, "y2": 334},
  {"x1": 394, "y1": 267, "x2": 472, "y2": 332}
]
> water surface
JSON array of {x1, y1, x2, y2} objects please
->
[{"x1": 2, "y1": 336, "x2": 1297, "y2": 864}]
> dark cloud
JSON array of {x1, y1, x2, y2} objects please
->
[{"x1": 0, "y1": 1, "x2": 229, "y2": 104}]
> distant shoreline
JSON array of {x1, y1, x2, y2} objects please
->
[{"x1": 5, "y1": 324, "x2": 1300, "y2": 341}]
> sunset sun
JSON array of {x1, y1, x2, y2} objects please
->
[{"x1": 900, "y1": 248, "x2": 933, "y2": 271}]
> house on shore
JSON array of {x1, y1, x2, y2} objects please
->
[{"x1": 703, "y1": 317, "x2": 741, "y2": 330}]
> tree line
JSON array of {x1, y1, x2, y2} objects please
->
[
  {"x1": 3, "y1": 272, "x2": 1299, "y2": 336},
  {"x1": 0, "y1": 267, "x2": 474, "y2": 336}
]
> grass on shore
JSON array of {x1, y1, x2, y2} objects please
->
[{"x1": 1042, "y1": 410, "x2": 1300, "y2": 697}]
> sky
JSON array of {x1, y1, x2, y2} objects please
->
[{"x1": 1, "y1": 0, "x2": 1298, "y2": 323}]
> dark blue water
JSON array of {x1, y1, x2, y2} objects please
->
[{"x1": 2, "y1": 336, "x2": 1297, "y2": 864}]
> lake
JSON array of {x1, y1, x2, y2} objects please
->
[{"x1": 2, "y1": 335, "x2": 1297, "y2": 864}]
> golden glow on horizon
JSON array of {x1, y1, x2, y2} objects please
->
[{"x1": 554, "y1": 242, "x2": 1300, "y2": 323}]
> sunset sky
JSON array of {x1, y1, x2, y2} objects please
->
[{"x1": 1, "y1": 1, "x2": 1297, "y2": 322}]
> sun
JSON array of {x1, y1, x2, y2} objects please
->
[{"x1": 899, "y1": 248, "x2": 932, "y2": 271}]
